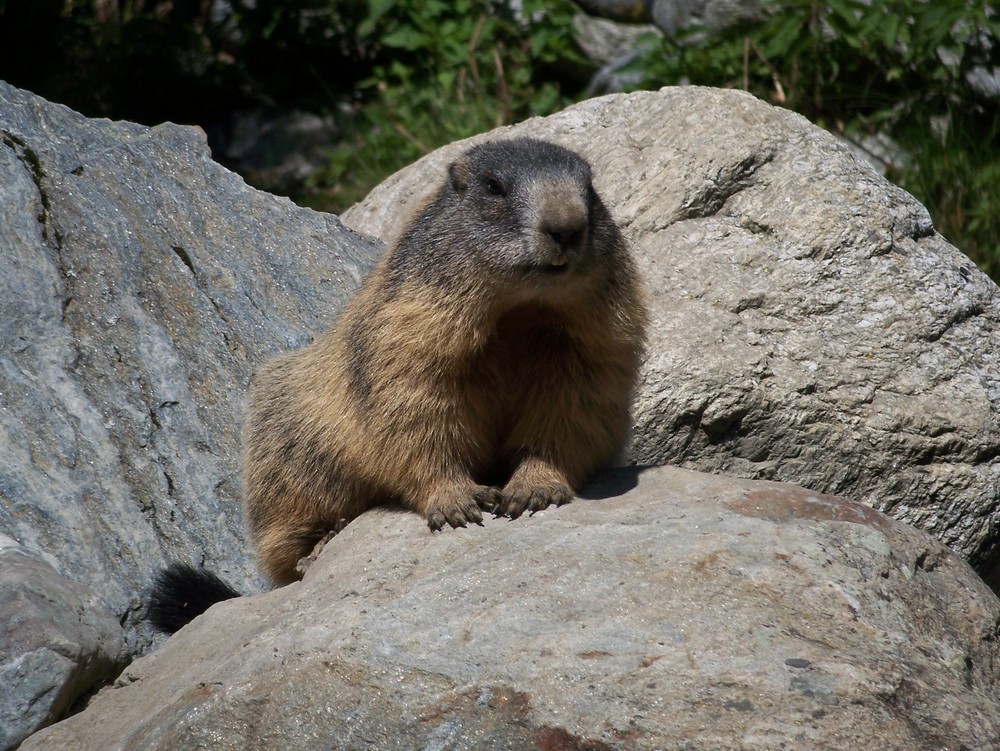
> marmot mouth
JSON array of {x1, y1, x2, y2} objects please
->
[
  {"x1": 517, "y1": 260, "x2": 572, "y2": 276},
  {"x1": 515, "y1": 255, "x2": 576, "y2": 279},
  {"x1": 543, "y1": 263, "x2": 570, "y2": 275}
]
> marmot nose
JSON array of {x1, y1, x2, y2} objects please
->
[{"x1": 543, "y1": 224, "x2": 584, "y2": 250}]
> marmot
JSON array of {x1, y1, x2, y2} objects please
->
[{"x1": 148, "y1": 138, "x2": 646, "y2": 631}]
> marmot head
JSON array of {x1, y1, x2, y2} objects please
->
[
  {"x1": 447, "y1": 138, "x2": 594, "y2": 276},
  {"x1": 391, "y1": 138, "x2": 621, "y2": 303}
]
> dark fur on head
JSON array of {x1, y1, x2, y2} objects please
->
[{"x1": 386, "y1": 138, "x2": 609, "y2": 295}]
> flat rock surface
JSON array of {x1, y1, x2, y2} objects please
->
[
  {"x1": 21, "y1": 465, "x2": 1000, "y2": 750},
  {"x1": 344, "y1": 86, "x2": 1000, "y2": 584}
]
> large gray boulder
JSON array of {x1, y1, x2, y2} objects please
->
[
  {"x1": 19, "y1": 465, "x2": 1000, "y2": 750},
  {"x1": 0, "y1": 79, "x2": 379, "y2": 731},
  {"x1": 343, "y1": 86, "x2": 1000, "y2": 587}
]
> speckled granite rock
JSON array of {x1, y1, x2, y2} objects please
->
[{"x1": 6, "y1": 79, "x2": 1000, "y2": 750}]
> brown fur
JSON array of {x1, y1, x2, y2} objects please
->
[{"x1": 243, "y1": 138, "x2": 647, "y2": 584}]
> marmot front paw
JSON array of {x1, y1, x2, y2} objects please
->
[
  {"x1": 497, "y1": 482, "x2": 572, "y2": 519},
  {"x1": 425, "y1": 484, "x2": 502, "y2": 530}
]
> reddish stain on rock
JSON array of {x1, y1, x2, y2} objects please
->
[
  {"x1": 728, "y1": 487, "x2": 891, "y2": 532},
  {"x1": 534, "y1": 726, "x2": 615, "y2": 750},
  {"x1": 483, "y1": 685, "x2": 533, "y2": 722}
]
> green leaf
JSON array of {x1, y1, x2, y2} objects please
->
[
  {"x1": 359, "y1": 0, "x2": 398, "y2": 37},
  {"x1": 381, "y1": 27, "x2": 431, "y2": 50},
  {"x1": 826, "y1": 0, "x2": 862, "y2": 27},
  {"x1": 880, "y1": 13, "x2": 901, "y2": 49},
  {"x1": 437, "y1": 70, "x2": 456, "y2": 90}
]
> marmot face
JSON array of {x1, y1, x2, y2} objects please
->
[{"x1": 441, "y1": 139, "x2": 602, "y2": 295}]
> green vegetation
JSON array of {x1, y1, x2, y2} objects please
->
[
  {"x1": 308, "y1": 0, "x2": 1000, "y2": 274},
  {"x1": 0, "y1": 1, "x2": 995, "y2": 275},
  {"x1": 301, "y1": 0, "x2": 588, "y2": 210}
]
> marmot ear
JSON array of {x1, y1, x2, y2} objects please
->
[{"x1": 449, "y1": 156, "x2": 472, "y2": 193}]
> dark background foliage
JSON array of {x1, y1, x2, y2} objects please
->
[{"x1": 0, "y1": 0, "x2": 996, "y2": 277}]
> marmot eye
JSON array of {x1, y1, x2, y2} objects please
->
[{"x1": 484, "y1": 176, "x2": 506, "y2": 196}]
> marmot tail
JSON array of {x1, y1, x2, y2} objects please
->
[{"x1": 146, "y1": 563, "x2": 242, "y2": 634}]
